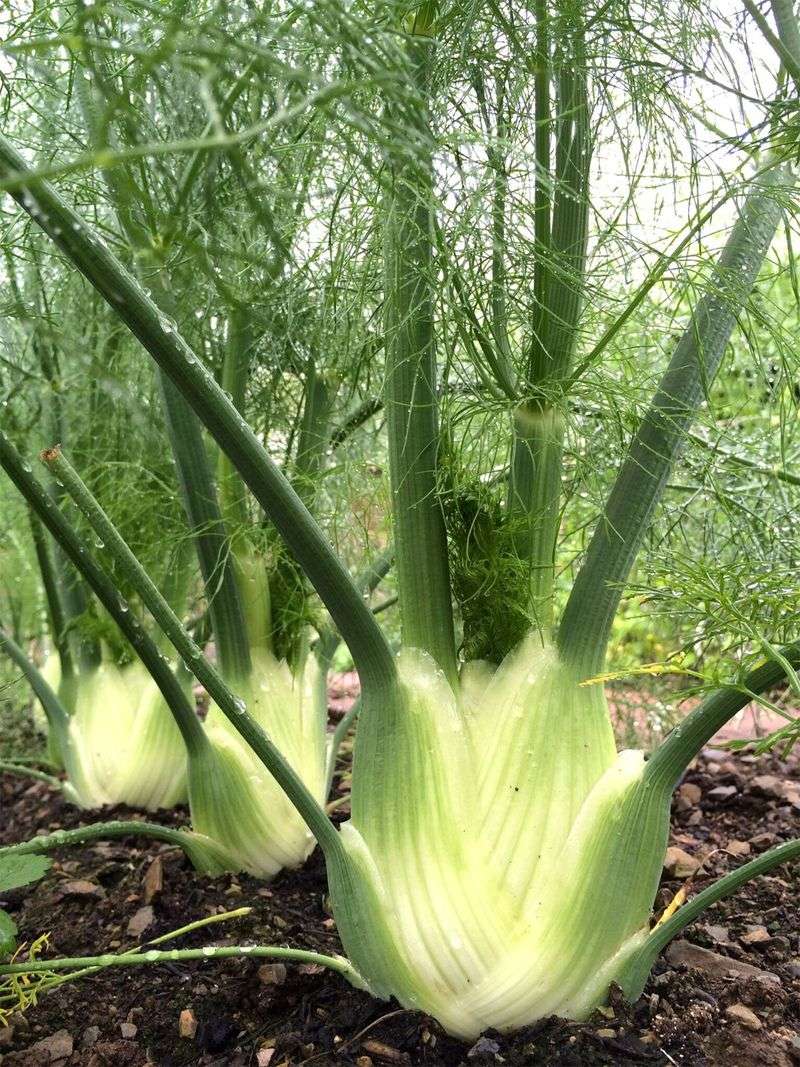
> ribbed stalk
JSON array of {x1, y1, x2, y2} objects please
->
[
  {"x1": 0, "y1": 626, "x2": 71, "y2": 765},
  {"x1": 42, "y1": 446, "x2": 339, "y2": 856},
  {"x1": 294, "y1": 361, "x2": 332, "y2": 509},
  {"x1": 509, "y1": 20, "x2": 589, "y2": 628},
  {"x1": 0, "y1": 430, "x2": 205, "y2": 757},
  {"x1": 771, "y1": 0, "x2": 800, "y2": 83},
  {"x1": 507, "y1": 407, "x2": 564, "y2": 631},
  {"x1": 0, "y1": 132, "x2": 395, "y2": 701},
  {"x1": 646, "y1": 638, "x2": 800, "y2": 794},
  {"x1": 619, "y1": 837, "x2": 800, "y2": 1002},
  {"x1": 71, "y1": 64, "x2": 254, "y2": 685},
  {"x1": 0, "y1": 818, "x2": 233, "y2": 875},
  {"x1": 0, "y1": 761, "x2": 62, "y2": 789},
  {"x1": 217, "y1": 307, "x2": 254, "y2": 531},
  {"x1": 559, "y1": 165, "x2": 790, "y2": 677},
  {"x1": 0, "y1": 943, "x2": 363, "y2": 986},
  {"x1": 159, "y1": 372, "x2": 252, "y2": 681},
  {"x1": 383, "y1": 27, "x2": 457, "y2": 683},
  {"x1": 28, "y1": 511, "x2": 76, "y2": 701}
]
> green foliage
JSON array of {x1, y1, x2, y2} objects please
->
[
  {"x1": 0, "y1": 854, "x2": 50, "y2": 958},
  {"x1": 440, "y1": 475, "x2": 531, "y2": 664}
]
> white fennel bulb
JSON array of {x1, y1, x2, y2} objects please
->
[
  {"x1": 63, "y1": 661, "x2": 188, "y2": 810},
  {"x1": 190, "y1": 650, "x2": 327, "y2": 880},
  {"x1": 329, "y1": 634, "x2": 670, "y2": 1039}
]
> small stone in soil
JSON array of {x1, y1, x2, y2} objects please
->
[
  {"x1": 126, "y1": 904, "x2": 154, "y2": 937},
  {"x1": 468, "y1": 1036, "x2": 501, "y2": 1058},
  {"x1": 740, "y1": 925, "x2": 771, "y2": 945},
  {"x1": 750, "y1": 775, "x2": 785, "y2": 798},
  {"x1": 258, "y1": 962, "x2": 287, "y2": 985},
  {"x1": 703, "y1": 924, "x2": 731, "y2": 944},
  {"x1": 54, "y1": 879, "x2": 105, "y2": 900},
  {"x1": 725, "y1": 1003, "x2": 762, "y2": 1030},
  {"x1": 678, "y1": 782, "x2": 702, "y2": 806},
  {"x1": 708, "y1": 785, "x2": 738, "y2": 801},
  {"x1": 179, "y1": 1009, "x2": 198, "y2": 1038},
  {"x1": 119, "y1": 1022, "x2": 137, "y2": 1039},
  {"x1": 726, "y1": 839, "x2": 752, "y2": 857},
  {"x1": 142, "y1": 855, "x2": 163, "y2": 903},
  {"x1": 81, "y1": 1026, "x2": 100, "y2": 1049},
  {"x1": 663, "y1": 846, "x2": 701, "y2": 878},
  {"x1": 665, "y1": 940, "x2": 780, "y2": 983},
  {"x1": 31, "y1": 1029, "x2": 74, "y2": 1063},
  {"x1": 361, "y1": 1038, "x2": 408, "y2": 1063}
]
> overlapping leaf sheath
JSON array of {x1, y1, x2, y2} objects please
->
[
  {"x1": 330, "y1": 636, "x2": 671, "y2": 1039},
  {"x1": 60, "y1": 661, "x2": 187, "y2": 810},
  {"x1": 191, "y1": 651, "x2": 327, "y2": 880}
]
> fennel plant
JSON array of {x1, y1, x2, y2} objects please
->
[{"x1": 0, "y1": 0, "x2": 799, "y2": 1041}]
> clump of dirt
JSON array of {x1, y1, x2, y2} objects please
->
[{"x1": 0, "y1": 746, "x2": 798, "y2": 1066}]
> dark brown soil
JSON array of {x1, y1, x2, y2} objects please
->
[{"x1": 1, "y1": 748, "x2": 798, "y2": 1067}]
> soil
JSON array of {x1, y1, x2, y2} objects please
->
[{"x1": 1, "y1": 745, "x2": 799, "y2": 1067}]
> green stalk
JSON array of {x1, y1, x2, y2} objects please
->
[
  {"x1": 71, "y1": 60, "x2": 253, "y2": 684},
  {"x1": 294, "y1": 361, "x2": 333, "y2": 509},
  {"x1": 509, "y1": 25, "x2": 590, "y2": 629},
  {"x1": 217, "y1": 307, "x2": 254, "y2": 532},
  {"x1": 0, "y1": 761, "x2": 62, "y2": 790},
  {"x1": 0, "y1": 819, "x2": 233, "y2": 876},
  {"x1": 0, "y1": 132, "x2": 395, "y2": 700},
  {"x1": 0, "y1": 626, "x2": 71, "y2": 765},
  {"x1": 1, "y1": 820, "x2": 208, "y2": 857},
  {"x1": 215, "y1": 308, "x2": 273, "y2": 655},
  {"x1": 28, "y1": 511, "x2": 76, "y2": 703},
  {"x1": 619, "y1": 838, "x2": 800, "y2": 1002},
  {"x1": 558, "y1": 164, "x2": 790, "y2": 677},
  {"x1": 383, "y1": 24, "x2": 457, "y2": 683},
  {"x1": 646, "y1": 639, "x2": 800, "y2": 793},
  {"x1": 0, "y1": 943, "x2": 364, "y2": 987},
  {"x1": 329, "y1": 395, "x2": 383, "y2": 449},
  {"x1": 771, "y1": 0, "x2": 800, "y2": 86},
  {"x1": 159, "y1": 372, "x2": 252, "y2": 681},
  {"x1": 0, "y1": 431, "x2": 206, "y2": 756},
  {"x1": 42, "y1": 447, "x2": 339, "y2": 857}
]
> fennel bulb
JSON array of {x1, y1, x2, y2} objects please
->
[
  {"x1": 191, "y1": 650, "x2": 327, "y2": 879},
  {"x1": 62, "y1": 661, "x2": 188, "y2": 810},
  {"x1": 329, "y1": 634, "x2": 670, "y2": 1039}
]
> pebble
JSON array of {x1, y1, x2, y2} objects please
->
[
  {"x1": 468, "y1": 1036, "x2": 501, "y2": 1058},
  {"x1": 751, "y1": 775, "x2": 786, "y2": 798},
  {"x1": 707, "y1": 785, "x2": 737, "y2": 801},
  {"x1": 54, "y1": 880, "x2": 105, "y2": 900},
  {"x1": 143, "y1": 856, "x2": 163, "y2": 904},
  {"x1": 179, "y1": 1009, "x2": 198, "y2": 1039},
  {"x1": 258, "y1": 963, "x2": 287, "y2": 985},
  {"x1": 30, "y1": 1029, "x2": 74, "y2": 1063},
  {"x1": 726, "y1": 840, "x2": 751, "y2": 857},
  {"x1": 703, "y1": 924, "x2": 730, "y2": 944},
  {"x1": 126, "y1": 904, "x2": 155, "y2": 938},
  {"x1": 665, "y1": 940, "x2": 779, "y2": 983},
  {"x1": 81, "y1": 1026, "x2": 100, "y2": 1049},
  {"x1": 119, "y1": 1022, "x2": 137, "y2": 1039},
  {"x1": 663, "y1": 846, "x2": 701, "y2": 878},
  {"x1": 678, "y1": 781, "x2": 704, "y2": 802},
  {"x1": 725, "y1": 1003, "x2": 762, "y2": 1030},
  {"x1": 740, "y1": 925, "x2": 771, "y2": 945}
]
